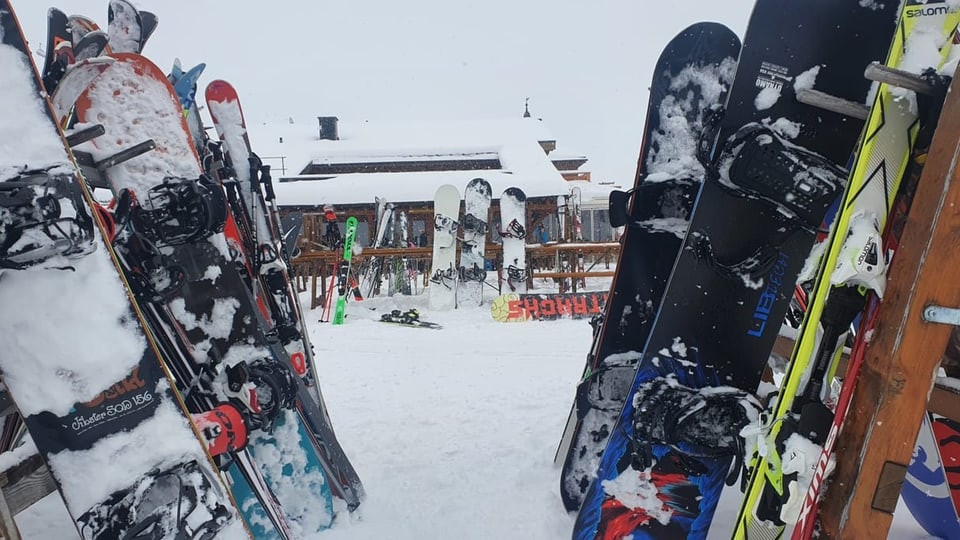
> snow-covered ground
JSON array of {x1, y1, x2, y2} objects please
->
[{"x1": 15, "y1": 281, "x2": 936, "y2": 539}]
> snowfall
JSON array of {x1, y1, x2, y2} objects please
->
[
  {"x1": 1, "y1": 0, "x2": 949, "y2": 537},
  {"x1": 13, "y1": 280, "x2": 936, "y2": 539}
]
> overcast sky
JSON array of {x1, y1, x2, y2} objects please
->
[{"x1": 18, "y1": 0, "x2": 755, "y2": 185}]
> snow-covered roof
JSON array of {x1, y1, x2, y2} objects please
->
[
  {"x1": 568, "y1": 179, "x2": 621, "y2": 210},
  {"x1": 247, "y1": 116, "x2": 575, "y2": 206}
]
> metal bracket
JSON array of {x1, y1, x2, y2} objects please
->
[{"x1": 922, "y1": 305, "x2": 960, "y2": 326}]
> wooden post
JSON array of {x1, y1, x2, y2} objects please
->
[{"x1": 817, "y1": 74, "x2": 960, "y2": 537}]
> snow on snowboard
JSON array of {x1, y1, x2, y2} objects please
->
[
  {"x1": 567, "y1": 1, "x2": 901, "y2": 537},
  {"x1": 458, "y1": 177, "x2": 491, "y2": 307},
  {"x1": 429, "y1": 184, "x2": 460, "y2": 310},
  {"x1": 0, "y1": 3, "x2": 248, "y2": 538},
  {"x1": 499, "y1": 187, "x2": 527, "y2": 294},
  {"x1": 557, "y1": 20, "x2": 741, "y2": 515}
]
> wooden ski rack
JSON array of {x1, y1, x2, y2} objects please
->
[{"x1": 813, "y1": 64, "x2": 960, "y2": 538}]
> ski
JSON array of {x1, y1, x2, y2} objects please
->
[
  {"x1": 333, "y1": 216, "x2": 358, "y2": 325},
  {"x1": 379, "y1": 309, "x2": 443, "y2": 329}
]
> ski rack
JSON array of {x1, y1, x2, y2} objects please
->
[
  {"x1": 71, "y1": 138, "x2": 156, "y2": 190},
  {"x1": 797, "y1": 89, "x2": 869, "y2": 120},
  {"x1": 797, "y1": 63, "x2": 941, "y2": 122},
  {"x1": 814, "y1": 64, "x2": 960, "y2": 538},
  {"x1": 865, "y1": 61, "x2": 942, "y2": 96}
]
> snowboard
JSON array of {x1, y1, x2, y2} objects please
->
[
  {"x1": 71, "y1": 52, "x2": 344, "y2": 533},
  {"x1": 68, "y1": 14, "x2": 106, "y2": 48},
  {"x1": 429, "y1": 184, "x2": 460, "y2": 310},
  {"x1": 458, "y1": 177, "x2": 492, "y2": 306},
  {"x1": 107, "y1": 0, "x2": 147, "y2": 54},
  {"x1": 572, "y1": 1, "x2": 901, "y2": 537},
  {"x1": 50, "y1": 56, "x2": 114, "y2": 128},
  {"x1": 393, "y1": 210, "x2": 414, "y2": 295},
  {"x1": 0, "y1": 3, "x2": 248, "y2": 538},
  {"x1": 902, "y1": 415, "x2": 960, "y2": 539},
  {"x1": 558, "y1": 21, "x2": 741, "y2": 512},
  {"x1": 499, "y1": 187, "x2": 527, "y2": 293},
  {"x1": 490, "y1": 291, "x2": 607, "y2": 322},
  {"x1": 40, "y1": 7, "x2": 70, "y2": 93}
]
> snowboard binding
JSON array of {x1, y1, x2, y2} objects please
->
[
  {"x1": 687, "y1": 230, "x2": 786, "y2": 285},
  {"x1": 460, "y1": 213, "x2": 488, "y2": 235},
  {"x1": 77, "y1": 460, "x2": 233, "y2": 540},
  {"x1": 501, "y1": 218, "x2": 526, "y2": 240},
  {"x1": 430, "y1": 266, "x2": 457, "y2": 289},
  {"x1": 0, "y1": 171, "x2": 96, "y2": 269},
  {"x1": 115, "y1": 230, "x2": 187, "y2": 302},
  {"x1": 505, "y1": 264, "x2": 527, "y2": 291},
  {"x1": 226, "y1": 359, "x2": 299, "y2": 433},
  {"x1": 434, "y1": 214, "x2": 458, "y2": 234},
  {"x1": 711, "y1": 123, "x2": 846, "y2": 232},
  {"x1": 460, "y1": 262, "x2": 486, "y2": 283},
  {"x1": 629, "y1": 377, "x2": 761, "y2": 485},
  {"x1": 124, "y1": 176, "x2": 228, "y2": 247}
]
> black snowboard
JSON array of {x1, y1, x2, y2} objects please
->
[
  {"x1": 572, "y1": 1, "x2": 899, "y2": 539},
  {"x1": 558, "y1": 21, "x2": 741, "y2": 512}
]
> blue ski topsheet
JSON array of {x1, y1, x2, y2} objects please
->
[{"x1": 572, "y1": 0, "x2": 900, "y2": 538}]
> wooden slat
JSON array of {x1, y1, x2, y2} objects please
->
[
  {"x1": 817, "y1": 73, "x2": 960, "y2": 538},
  {"x1": 0, "y1": 453, "x2": 56, "y2": 516}
]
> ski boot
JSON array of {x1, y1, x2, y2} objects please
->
[
  {"x1": 0, "y1": 171, "x2": 95, "y2": 269},
  {"x1": 629, "y1": 377, "x2": 762, "y2": 485}
]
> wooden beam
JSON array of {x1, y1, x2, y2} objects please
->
[
  {"x1": 531, "y1": 271, "x2": 615, "y2": 279},
  {"x1": 817, "y1": 73, "x2": 960, "y2": 537},
  {"x1": 0, "y1": 453, "x2": 56, "y2": 516}
]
